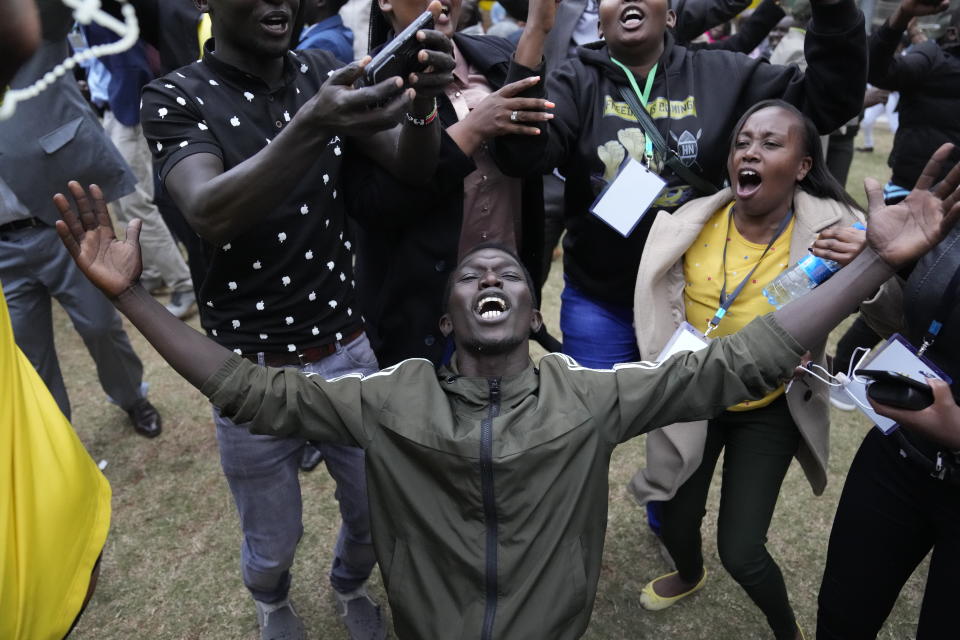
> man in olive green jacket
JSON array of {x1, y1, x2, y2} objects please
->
[{"x1": 51, "y1": 145, "x2": 960, "y2": 639}]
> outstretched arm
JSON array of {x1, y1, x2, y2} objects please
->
[
  {"x1": 54, "y1": 181, "x2": 373, "y2": 445},
  {"x1": 610, "y1": 144, "x2": 960, "y2": 442},
  {"x1": 774, "y1": 143, "x2": 960, "y2": 350},
  {"x1": 53, "y1": 182, "x2": 233, "y2": 389}
]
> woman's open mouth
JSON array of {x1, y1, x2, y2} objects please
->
[
  {"x1": 619, "y1": 6, "x2": 646, "y2": 31},
  {"x1": 736, "y1": 168, "x2": 763, "y2": 198}
]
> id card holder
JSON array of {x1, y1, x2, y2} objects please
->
[
  {"x1": 845, "y1": 333, "x2": 952, "y2": 434},
  {"x1": 657, "y1": 321, "x2": 711, "y2": 363},
  {"x1": 589, "y1": 158, "x2": 667, "y2": 237}
]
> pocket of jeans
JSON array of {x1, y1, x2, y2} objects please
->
[{"x1": 341, "y1": 335, "x2": 379, "y2": 372}]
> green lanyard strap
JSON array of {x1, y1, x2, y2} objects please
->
[{"x1": 609, "y1": 56, "x2": 657, "y2": 164}]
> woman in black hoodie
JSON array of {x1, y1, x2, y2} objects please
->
[{"x1": 493, "y1": 0, "x2": 866, "y2": 369}]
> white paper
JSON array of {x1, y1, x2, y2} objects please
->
[
  {"x1": 657, "y1": 322, "x2": 710, "y2": 362},
  {"x1": 590, "y1": 158, "x2": 667, "y2": 237},
  {"x1": 844, "y1": 334, "x2": 952, "y2": 434}
]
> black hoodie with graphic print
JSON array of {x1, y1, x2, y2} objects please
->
[{"x1": 493, "y1": 0, "x2": 865, "y2": 307}]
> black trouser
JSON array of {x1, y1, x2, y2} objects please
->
[
  {"x1": 817, "y1": 428, "x2": 960, "y2": 639},
  {"x1": 659, "y1": 395, "x2": 801, "y2": 639}
]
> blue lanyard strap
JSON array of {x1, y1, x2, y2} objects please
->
[{"x1": 705, "y1": 207, "x2": 793, "y2": 336}]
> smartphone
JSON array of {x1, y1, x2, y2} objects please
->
[
  {"x1": 855, "y1": 368, "x2": 934, "y2": 411},
  {"x1": 360, "y1": 10, "x2": 434, "y2": 87}
]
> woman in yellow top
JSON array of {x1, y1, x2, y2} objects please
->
[
  {"x1": 626, "y1": 100, "x2": 894, "y2": 639},
  {"x1": 0, "y1": 279, "x2": 111, "y2": 640}
]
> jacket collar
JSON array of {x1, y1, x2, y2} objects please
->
[
  {"x1": 451, "y1": 32, "x2": 514, "y2": 87},
  {"x1": 438, "y1": 354, "x2": 539, "y2": 414},
  {"x1": 644, "y1": 187, "x2": 858, "y2": 277}
]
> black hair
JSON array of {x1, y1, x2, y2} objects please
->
[
  {"x1": 728, "y1": 99, "x2": 863, "y2": 213},
  {"x1": 498, "y1": 0, "x2": 529, "y2": 22},
  {"x1": 441, "y1": 242, "x2": 538, "y2": 313},
  {"x1": 368, "y1": 0, "x2": 392, "y2": 54}
]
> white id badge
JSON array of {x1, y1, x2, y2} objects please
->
[
  {"x1": 657, "y1": 321, "x2": 710, "y2": 363},
  {"x1": 845, "y1": 334, "x2": 952, "y2": 434},
  {"x1": 590, "y1": 158, "x2": 667, "y2": 237}
]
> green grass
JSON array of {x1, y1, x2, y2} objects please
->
[{"x1": 64, "y1": 125, "x2": 925, "y2": 639}]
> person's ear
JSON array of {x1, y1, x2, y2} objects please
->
[
  {"x1": 796, "y1": 155, "x2": 812, "y2": 182},
  {"x1": 439, "y1": 313, "x2": 453, "y2": 338},
  {"x1": 665, "y1": 9, "x2": 676, "y2": 29},
  {"x1": 378, "y1": 0, "x2": 393, "y2": 16},
  {"x1": 529, "y1": 309, "x2": 543, "y2": 334}
]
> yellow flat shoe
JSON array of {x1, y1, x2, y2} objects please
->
[{"x1": 638, "y1": 568, "x2": 708, "y2": 611}]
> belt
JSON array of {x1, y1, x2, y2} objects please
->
[
  {"x1": 242, "y1": 327, "x2": 364, "y2": 367},
  {"x1": 0, "y1": 217, "x2": 44, "y2": 234}
]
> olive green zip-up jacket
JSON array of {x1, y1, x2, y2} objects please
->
[{"x1": 202, "y1": 315, "x2": 804, "y2": 640}]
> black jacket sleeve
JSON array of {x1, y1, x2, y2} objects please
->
[
  {"x1": 736, "y1": 0, "x2": 866, "y2": 134},
  {"x1": 490, "y1": 57, "x2": 582, "y2": 177},
  {"x1": 346, "y1": 129, "x2": 476, "y2": 230},
  {"x1": 868, "y1": 22, "x2": 938, "y2": 91},
  {"x1": 672, "y1": 0, "x2": 753, "y2": 44},
  {"x1": 688, "y1": 0, "x2": 785, "y2": 54}
]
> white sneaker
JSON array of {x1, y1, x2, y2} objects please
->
[
  {"x1": 165, "y1": 290, "x2": 196, "y2": 319},
  {"x1": 829, "y1": 385, "x2": 856, "y2": 411}
]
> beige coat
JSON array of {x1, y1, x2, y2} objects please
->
[{"x1": 629, "y1": 188, "x2": 889, "y2": 501}]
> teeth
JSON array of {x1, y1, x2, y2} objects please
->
[
  {"x1": 481, "y1": 310, "x2": 503, "y2": 319},
  {"x1": 476, "y1": 296, "x2": 507, "y2": 315}
]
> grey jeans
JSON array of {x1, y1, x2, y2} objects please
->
[
  {"x1": 0, "y1": 224, "x2": 145, "y2": 419},
  {"x1": 213, "y1": 333, "x2": 379, "y2": 603}
]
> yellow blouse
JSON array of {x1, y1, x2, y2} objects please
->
[
  {"x1": 683, "y1": 202, "x2": 794, "y2": 411},
  {"x1": 0, "y1": 282, "x2": 111, "y2": 639}
]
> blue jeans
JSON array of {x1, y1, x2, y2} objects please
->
[
  {"x1": 214, "y1": 333, "x2": 379, "y2": 603},
  {"x1": 558, "y1": 280, "x2": 666, "y2": 532},
  {"x1": 559, "y1": 278, "x2": 640, "y2": 368}
]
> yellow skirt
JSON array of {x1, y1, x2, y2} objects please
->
[{"x1": 0, "y1": 281, "x2": 111, "y2": 640}]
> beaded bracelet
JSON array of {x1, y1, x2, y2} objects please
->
[{"x1": 405, "y1": 99, "x2": 439, "y2": 127}]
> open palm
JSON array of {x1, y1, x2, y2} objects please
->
[
  {"x1": 53, "y1": 181, "x2": 143, "y2": 299},
  {"x1": 866, "y1": 144, "x2": 960, "y2": 269}
]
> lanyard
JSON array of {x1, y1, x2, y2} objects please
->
[
  {"x1": 608, "y1": 57, "x2": 658, "y2": 165},
  {"x1": 704, "y1": 207, "x2": 794, "y2": 336},
  {"x1": 918, "y1": 261, "x2": 960, "y2": 356}
]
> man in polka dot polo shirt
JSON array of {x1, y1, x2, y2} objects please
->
[{"x1": 140, "y1": 1, "x2": 454, "y2": 638}]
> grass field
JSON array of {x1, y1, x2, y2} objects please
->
[{"x1": 62, "y1": 125, "x2": 926, "y2": 640}]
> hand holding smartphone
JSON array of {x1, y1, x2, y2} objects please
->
[
  {"x1": 856, "y1": 369, "x2": 935, "y2": 411},
  {"x1": 359, "y1": 10, "x2": 435, "y2": 88}
]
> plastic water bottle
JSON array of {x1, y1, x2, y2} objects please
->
[{"x1": 763, "y1": 222, "x2": 866, "y2": 309}]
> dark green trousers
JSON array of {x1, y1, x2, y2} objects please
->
[{"x1": 660, "y1": 395, "x2": 801, "y2": 639}]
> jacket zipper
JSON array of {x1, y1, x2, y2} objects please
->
[{"x1": 480, "y1": 377, "x2": 501, "y2": 640}]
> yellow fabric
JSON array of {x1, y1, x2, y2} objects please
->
[
  {"x1": 198, "y1": 14, "x2": 212, "y2": 58},
  {"x1": 683, "y1": 202, "x2": 794, "y2": 410},
  {"x1": 0, "y1": 282, "x2": 111, "y2": 640}
]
